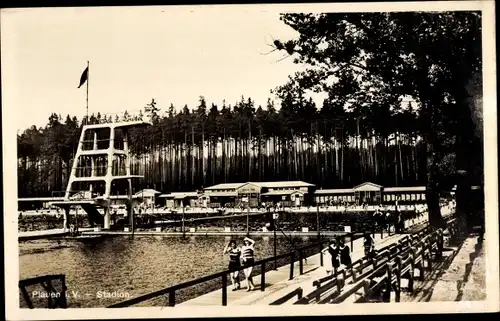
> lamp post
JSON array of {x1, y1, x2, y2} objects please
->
[
  {"x1": 182, "y1": 201, "x2": 186, "y2": 237},
  {"x1": 273, "y1": 206, "x2": 277, "y2": 270},
  {"x1": 316, "y1": 204, "x2": 320, "y2": 240},
  {"x1": 246, "y1": 203, "x2": 250, "y2": 237}
]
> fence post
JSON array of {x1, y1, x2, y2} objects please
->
[
  {"x1": 168, "y1": 289, "x2": 176, "y2": 307},
  {"x1": 320, "y1": 248, "x2": 324, "y2": 267},
  {"x1": 363, "y1": 279, "x2": 371, "y2": 298},
  {"x1": 222, "y1": 273, "x2": 228, "y2": 306},
  {"x1": 60, "y1": 275, "x2": 68, "y2": 308},
  {"x1": 436, "y1": 230, "x2": 444, "y2": 259},
  {"x1": 385, "y1": 262, "x2": 393, "y2": 302},
  {"x1": 289, "y1": 252, "x2": 295, "y2": 280},
  {"x1": 426, "y1": 240, "x2": 433, "y2": 270},
  {"x1": 396, "y1": 257, "x2": 402, "y2": 302},
  {"x1": 351, "y1": 265, "x2": 357, "y2": 282},
  {"x1": 299, "y1": 250, "x2": 304, "y2": 275},
  {"x1": 350, "y1": 233, "x2": 354, "y2": 252},
  {"x1": 261, "y1": 262, "x2": 266, "y2": 291},
  {"x1": 408, "y1": 256, "x2": 415, "y2": 292}
]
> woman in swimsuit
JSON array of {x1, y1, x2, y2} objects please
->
[
  {"x1": 241, "y1": 237, "x2": 256, "y2": 291},
  {"x1": 223, "y1": 240, "x2": 241, "y2": 291}
]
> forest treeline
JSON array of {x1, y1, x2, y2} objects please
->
[{"x1": 17, "y1": 95, "x2": 431, "y2": 197}]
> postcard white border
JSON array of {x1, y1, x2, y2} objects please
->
[{"x1": 2, "y1": 1, "x2": 498, "y2": 319}]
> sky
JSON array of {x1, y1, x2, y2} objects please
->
[{"x1": 2, "y1": 6, "x2": 310, "y2": 131}]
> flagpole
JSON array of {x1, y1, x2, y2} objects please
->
[{"x1": 86, "y1": 61, "x2": 89, "y2": 125}]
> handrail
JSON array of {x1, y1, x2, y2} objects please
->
[
  {"x1": 108, "y1": 212, "x2": 454, "y2": 308},
  {"x1": 19, "y1": 274, "x2": 68, "y2": 309},
  {"x1": 108, "y1": 236, "x2": 337, "y2": 308}
]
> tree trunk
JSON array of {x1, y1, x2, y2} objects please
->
[{"x1": 423, "y1": 105, "x2": 446, "y2": 229}]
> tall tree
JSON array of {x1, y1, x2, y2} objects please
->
[{"x1": 272, "y1": 12, "x2": 482, "y2": 230}]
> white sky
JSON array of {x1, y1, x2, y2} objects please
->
[{"x1": 2, "y1": 6, "x2": 308, "y2": 131}]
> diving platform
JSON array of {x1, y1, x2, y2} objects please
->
[{"x1": 50, "y1": 120, "x2": 151, "y2": 230}]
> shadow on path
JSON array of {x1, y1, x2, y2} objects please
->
[
  {"x1": 455, "y1": 236, "x2": 483, "y2": 301},
  {"x1": 402, "y1": 236, "x2": 468, "y2": 302}
]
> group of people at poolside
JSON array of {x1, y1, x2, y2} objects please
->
[
  {"x1": 321, "y1": 232, "x2": 376, "y2": 274},
  {"x1": 223, "y1": 232, "x2": 378, "y2": 290},
  {"x1": 223, "y1": 237, "x2": 257, "y2": 291}
]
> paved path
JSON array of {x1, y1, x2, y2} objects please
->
[
  {"x1": 18, "y1": 227, "x2": 94, "y2": 241},
  {"x1": 180, "y1": 214, "x2": 430, "y2": 306},
  {"x1": 179, "y1": 206, "x2": 458, "y2": 306},
  {"x1": 401, "y1": 234, "x2": 485, "y2": 302}
]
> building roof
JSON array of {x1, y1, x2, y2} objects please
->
[
  {"x1": 203, "y1": 191, "x2": 238, "y2": 197},
  {"x1": 95, "y1": 195, "x2": 139, "y2": 199},
  {"x1": 353, "y1": 182, "x2": 383, "y2": 191},
  {"x1": 252, "y1": 181, "x2": 315, "y2": 188},
  {"x1": 134, "y1": 189, "x2": 161, "y2": 197},
  {"x1": 314, "y1": 189, "x2": 354, "y2": 195},
  {"x1": 261, "y1": 190, "x2": 305, "y2": 196},
  {"x1": 204, "y1": 183, "x2": 247, "y2": 190},
  {"x1": 204, "y1": 181, "x2": 315, "y2": 191},
  {"x1": 159, "y1": 192, "x2": 199, "y2": 199},
  {"x1": 384, "y1": 186, "x2": 426, "y2": 192}
]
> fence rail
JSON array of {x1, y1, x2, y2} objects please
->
[
  {"x1": 108, "y1": 232, "x2": 367, "y2": 308},
  {"x1": 19, "y1": 274, "x2": 68, "y2": 309}
]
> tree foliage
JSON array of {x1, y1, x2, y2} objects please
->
[{"x1": 272, "y1": 11, "x2": 482, "y2": 228}]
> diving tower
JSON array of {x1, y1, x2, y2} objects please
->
[{"x1": 50, "y1": 120, "x2": 151, "y2": 230}]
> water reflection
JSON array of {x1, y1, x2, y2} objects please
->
[{"x1": 19, "y1": 235, "x2": 316, "y2": 308}]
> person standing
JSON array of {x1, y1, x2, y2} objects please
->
[
  {"x1": 363, "y1": 231, "x2": 375, "y2": 259},
  {"x1": 339, "y1": 237, "x2": 352, "y2": 267},
  {"x1": 322, "y1": 239, "x2": 340, "y2": 275},
  {"x1": 241, "y1": 237, "x2": 256, "y2": 291},
  {"x1": 223, "y1": 240, "x2": 242, "y2": 291}
]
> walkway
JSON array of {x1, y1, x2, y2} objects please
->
[
  {"x1": 18, "y1": 227, "x2": 94, "y2": 241},
  {"x1": 401, "y1": 233, "x2": 486, "y2": 302},
  {"x1": 179, "y1": 206, "x2": 458, "y2": 306},
  {"x1": 180, "y1": 218, "x2": 426, "y2": 306}
]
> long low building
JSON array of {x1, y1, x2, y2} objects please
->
[
  {"x1": 19, "y1": 181, "x2": 458, "y2": 211},
  {"x1": 314, "y1": 182, "x2": 427, "y2": 206},
  {"x1": 200, "y1": 181, "x2": 316, "y2": 208}
]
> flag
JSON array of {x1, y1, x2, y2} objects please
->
[{"x1": 78, "y1": 67, "x2": 88, "y2": 88}]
